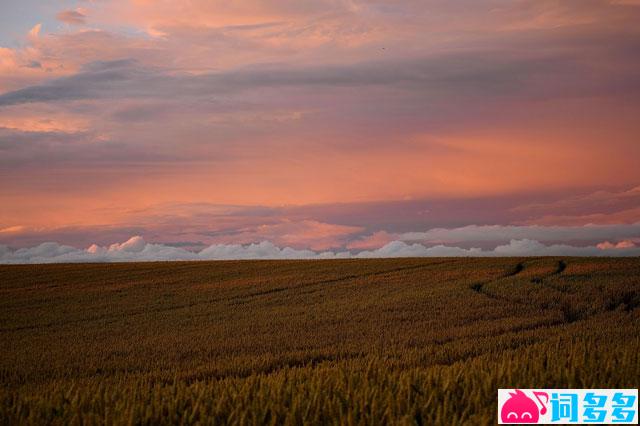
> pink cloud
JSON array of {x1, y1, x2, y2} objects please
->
[
  {"x1": 56, "y1": 9, "x2": 87, "y2": 25},
  {"x1": 209, "y1": 220, "x2": 363, "y2": 251},
  {"x1": 596, "y1": 240, "x2": 637, "y2": 250},
  {"x1": 1, "y1": 0, "x2": 640, "y2": 252},
  {"x1": 28, "y1": 24, "x2": 41, "y2": 40},
  {"x1": 0, "y1": 225, "x2": 26, "y2": 234},
  {"x1": 346, "y1": 231, "x2": 396, "y2": 250}
]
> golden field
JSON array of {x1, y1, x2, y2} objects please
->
[{"x1": 1, "y1": 258, "x2": 639, "y2": 425}]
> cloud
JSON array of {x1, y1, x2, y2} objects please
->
[
  {"x1": 206, "y1": 220, "x2": 364, "y2": 251},
  {"x1": 399, "y1": 223, "x2": 640, "y2": 245},
  {"x1": 0, "y1": 225, "x2": 26, "y2": 234},
  {"x1": 354, "y1": 241, "x2": 483, "y2": 258},
  {"x1": 3, "y1": 195, "x2": 639, "y2": 255},
  {"x1": 513, "y1": 186, "x2": 640, "y2": 226},
  {"x1": 515, "y1": 186, "x2": 640, "y2": 214},
  {"x1": 2, "y1": 235, "x2": 640, "y2": 264},
  {"x1": 28, "y1": 24, "x2": 42, "y2": 40},
  {"x1": 57, "y1": 9, "x2": 87, "y2": 25},
  {"x1": 1, "y1": 0, "x2": 640, "y2": 249},
  {"x1": 346, "y1": 231, "x2": 395, "y2": 249},
  {"x1": 491, "y1": 239, "x2": 639, "y2": 256},
  {"x1": 0, "y1": 59, "x2": 145, "y2": 106},
  {"x1": 106, "y1": 235, "x2": 147, "y2": 252},
  {"x1": 0, "y1": 57, "x2": 463, "y2": 106},
  {"x1": 3, "y1": 31, "x2": 639, "y2": 107},
  {"x1": 355, "y1": 239, "x2": 638, "y2": 258},
  {"x1": 596, "y1": 240, "x2": 636, "y2": 250},
  {"x1": 3, "y1": 236, "x2": 197, "y2": 264},
  {"x1": 0, "y1": 126, "x2": 181, "y2": 169},
  {"x1": 0, "y1": 236, "x2": 338, "y2": 263},
  {"x1": 197, "y1": 241, "x2": 345, "y2": 260},
  {"x1": 610, "y1": 0, "x2": 640, "y2": 5}
]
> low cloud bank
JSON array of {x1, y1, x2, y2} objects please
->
[
  {"x1": 399, "y1": 223, "x2": 640, "y2": 244},
  {"x1": 1, "y1": 236, "x2": 639, "y2": 264}
]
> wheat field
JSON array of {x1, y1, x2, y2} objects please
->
[{"x1": 1, "y1": 257, "x2": 639, "y2": 425}]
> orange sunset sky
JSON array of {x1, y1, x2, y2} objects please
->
[{"x1": 1, "y1": 0, "x2": 640, "y2": 261}]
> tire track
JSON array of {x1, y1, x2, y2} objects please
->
[
  {"x1": 531, "y1": 260, "x2": 566, "y2": 284},
  {"x1": 470, "y1": 262, "x2": 524, "y2": 301},
  {"x1": 469, "y1": 260, "x2": 599, "y2": 325},
  {"x1": 1, "y1": 260, "x2": 459, "y2": 332},
  {"x1": 225, "y1": 260, "x2": 460, "y2": 305}
]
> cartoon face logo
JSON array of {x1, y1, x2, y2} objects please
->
[{"x1": 501, "y1": 389, "x2": 548, "y2": 423}]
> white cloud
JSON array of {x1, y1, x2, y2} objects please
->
[
  {"x1": 1, "y1": 235, "x2": 639, "y2": 264},
  {"x1": 354, "y1": 241, "x2": 483, "y2": 258},
  {"x1": 399, "y1": 223, "x2": 640, "y2": 244},
  {"x1": 491, "y1": 239, "x2": 637, "y2": 256},
  {"x1": 108, "y1": 235, "x2": 147, "y2": 252},
  {"x1": 0, "y1": 237, "x2": 197, "y2": 264},
  {"x1": 198, "y1": 241, "x2": 347, "y2": 260}
]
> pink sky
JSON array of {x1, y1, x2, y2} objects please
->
[{"x1": 1, "y1": 0, "x2": 640, "y2": 258}]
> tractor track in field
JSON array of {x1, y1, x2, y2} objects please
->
[
  {"x1": 472, "y1": 259, "x2": 569, "y2": 301},
  {"x1": 468, "y1": 259, "x2": 625, "y2": 324},
  {"x1": 531, "y1": 260, "x2": 566, "y2": 284},
  {"x1": 0, "y1": 260, "x2": 459, "y2": 332},
  {"x1": 225, "y1": 259, "x2": 461, "y2": 305},
  {"x1": 470, "y1": 262, "x2": 525, "y2": 301}
]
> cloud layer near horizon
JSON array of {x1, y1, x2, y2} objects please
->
[
  {"x1": 1, "y1": 234, "x2": 639, "y2": 264},
  {"x1": 399, "y1": 223, "x2": 640, "y2": 244}
]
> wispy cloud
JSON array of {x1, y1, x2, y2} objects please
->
[{"x1": 56, "y1": 9, "x2": 87, "y2": 26}]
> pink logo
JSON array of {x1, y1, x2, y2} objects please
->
[{"x1": 501, "y1": 389, "x2": 549, "y2": 423}]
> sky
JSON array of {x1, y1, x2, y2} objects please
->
[{"x1": 1, "y1": 0, "x2": 640, "y2": 262}]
